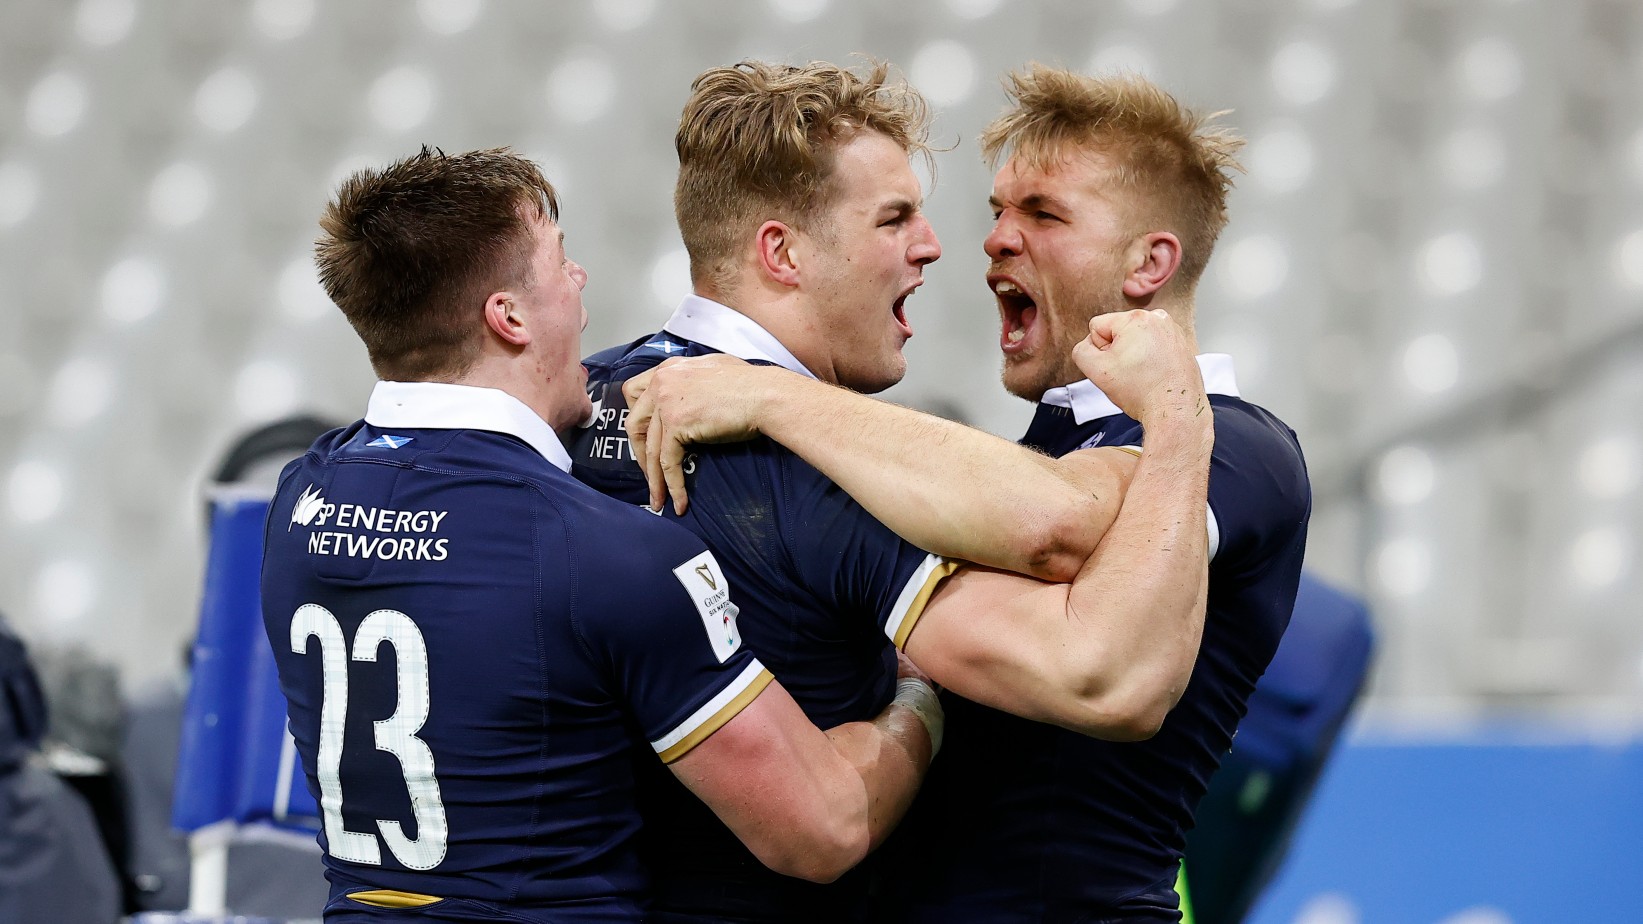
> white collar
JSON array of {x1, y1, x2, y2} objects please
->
[
  {"x1": 365, "y1": 381, "x2": 573, "y2": 473},
  {"x1": 661, "y1": 294, "x2": 817, "y2": 378},
  {"x1": 1040, "y1": 353, "x2": 1241, "y2": 424}
]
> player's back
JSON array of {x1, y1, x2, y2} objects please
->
[
  {"x1": 264, "y1": 419, "x2": 763, "y2": 923},
  {"x1": 572, "y1": 333, "x2": 941, "y2": 923}
]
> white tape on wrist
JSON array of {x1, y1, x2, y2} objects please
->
[{"x1": 893, "y1": 678, "x2": 944, "y2": 758}]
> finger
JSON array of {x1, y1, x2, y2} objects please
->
[
  {"x1": 626, "y1": 396, "x2": 653, "y2": 493},
  {"x1": 644, "y1": 404, "x2": 663, "y2": 506},
  {"x1": 1087, "y1": 314, "x2": 1119, "y2": 350},
  {"x1": 623, "y1": 367, "x2": 654, "y2": 407},
  {"x1": 1071, "y1": 338, "x2": 1107, "y2": 379},
  {"x1": 661, "y1": 434, "x2": 690, "y2": 516}
]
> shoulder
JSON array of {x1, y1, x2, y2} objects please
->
[
  {"x1": 1203, "y1": 397, "x2": 1311, "y2": 561},
  {"x1": 1206, "y1": 397, "x2": 1308, "y2": 488},
  {"x1": 583, "y1": 333, "x2": 710, "y2": 385},
  {"x1": 582, "y1": 333, "x2": 657, "y2": 378},
  {"x1": 554, "y1": 479, "x2": 714, "y2": 574}
]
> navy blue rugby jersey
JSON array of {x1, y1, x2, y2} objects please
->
[
  {"x1": 568, "y1": 296, "x2": 952, "y2": 923},
  {"x1": 262, "y1": 382, "x2": 770, "y2": 924},
  {"x1": 882, "y1": 355, "x2": 1311, "y2": 923}
]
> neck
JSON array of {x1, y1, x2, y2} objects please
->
[
  {"x1": 1144, "y1": 294, "x2": 1198, "y2": 353},
  {"x1": 448, "y1": 355, "x2": 560, "y2": 434},
  {"x1": 698, "y1": 284, "x2": 838, "y2": 385}
]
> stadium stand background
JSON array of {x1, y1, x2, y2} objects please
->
[{"x1": 0, "y1": 1, "x2": 1639, "y2": 921}]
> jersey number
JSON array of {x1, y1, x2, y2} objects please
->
[{"x1": 290, "y1": 604, "x2": 448, "y2": 870}]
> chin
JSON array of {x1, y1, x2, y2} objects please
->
[
  {"x1": 1001, "y1": 359, "x2": 1060, "y2": 402},
  {"x1": 844, "y1": 359, "x2": 906, "y2": 395}
]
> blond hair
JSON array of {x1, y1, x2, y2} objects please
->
[
  {"x1": 674, "y1": 59, "x2": 932, "y2": 295},
  {"x1": 981, "y1": 65, "x2": 1244, "y2": 291}
]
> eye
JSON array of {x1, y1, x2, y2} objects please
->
[{"x1": 1035, "y1": 210, "x2": 1061, "y2": 223}]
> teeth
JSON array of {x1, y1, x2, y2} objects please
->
[
  {"x1": 995, "y1": 280, "x2": 1020, "y2": 295},
  {"x1": 1007, "y1": 329, "x2": 1025, "y2": 343}
]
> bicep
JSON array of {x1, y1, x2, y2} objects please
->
[
  {"x1": 668, "y1": 680, "x2": 866, "y2": 881},
  {"x1": 901, "y1": 565, "x2": 1084, "y2": 729},
  {"x1": 1055, "y1": 445, "x2": 1140, "y2": 532}
]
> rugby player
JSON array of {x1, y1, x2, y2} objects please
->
[
  {"x1": 259, "y1": 147, "x2": 941, "y2": 923},
  {"x1": 568, "y1": 62, "x2": 1215, "y2": 923},
  {"x1": 625, "y1": 68, "x2": 1311, "y2": 922}
]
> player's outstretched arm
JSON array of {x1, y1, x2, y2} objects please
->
[
  {"x1": 902, "y1": 315, "x2": 1214, "y2": 739},
  {"x1": 668, "y1": 661, "x2": 940, "y2": 882},
  {"x1": 624, "y1": 311, "x2": 1200, "y2": 584}
]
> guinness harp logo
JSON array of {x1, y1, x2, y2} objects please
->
[{"x1": 695, "y1": 563, "x2": 718, "y2": 590}]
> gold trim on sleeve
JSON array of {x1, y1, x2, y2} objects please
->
[
  {"x1": 891, "y1": 558, "x2": 962, "y2": 650},
  {"x1": 658, "y1": 668, "x2": 775, "y2": 764}
]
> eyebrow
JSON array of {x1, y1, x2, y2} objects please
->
[
  {"x1": 881, "y1": 197, "x2": 920, "y2": 215},
  {"x1": 989, "y1": 193, "x2": 1072, "y2": 214}
]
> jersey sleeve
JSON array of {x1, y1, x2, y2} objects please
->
[
  {"x1": 776, "y1": 452, "x2": 959, "y2": 650},
  {"x1": 575, "y1": 518, "x2": 773, "y2": 764},
  {"x1": 1201, "y1": 403, "x2": 1312, "y2": 573}
]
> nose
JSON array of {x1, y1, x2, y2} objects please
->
[
  {"x1": 569, "y1": 259, "x2": 588, "y2": 290},
  {"x1": 984, "y1": 214, "x2": 1022, "y2": 261},
  {"x1": 909, "y1": 215, "x2": 941, "y2": 267}
]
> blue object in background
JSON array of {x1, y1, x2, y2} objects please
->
[
  {"x1": 1187, "y1": 571, "x2": 1376, "y2": 924},
  {"x1": 172, "y1": 493, "x2": 317, "y2": 834},
  {"x1": 1247, "y1": 727, "x2": 1643, "y2": 924}
]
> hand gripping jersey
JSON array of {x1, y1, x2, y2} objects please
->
[
  {"x1": 567, "y1": 296, "x2": 951, "y2": 923},
  {"x1": 880, "y1": 356, "x2": 1311, "y2": 923},
  {"x1": 262, "y1": 382, "x2": 770, "y2": 923}
]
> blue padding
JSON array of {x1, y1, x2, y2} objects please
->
[
  {"x1": 1233, "y1": 572, "x2": 1376, "y2": 767},
  {"x1": 172, "y1": 495, "x2": 317, "y2": 833},
  {"x1": 1249, "y1": 731, "x2": 1643, "y2": 924}
]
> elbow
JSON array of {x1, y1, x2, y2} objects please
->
[
  {"x1": 751, "y1": 817, "x2": 869, "y2": 884},
  {"x1": 1020, "y1": 500, "x2": 1107, "y2": 583},
  {"x1": 1057, "y1": 672, "x2": 1182, "y2": 741}
]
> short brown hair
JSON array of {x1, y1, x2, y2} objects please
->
[
  {"x1": 981, "y1": 66, "x2": 1244, "y2": 292},
  {"x1": 674, "y1": 59, "x2": 932, "y2": 296},
  {"x1": 315, "y1": 146, "x2": 559, "y2": 381}
]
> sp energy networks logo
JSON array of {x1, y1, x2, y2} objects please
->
[
  {"x1": 286, "y1": 484, "x2": 452, "y2": 562},
  {"x1": 290, "y1": 484, "x2": 330, "y2": 529}
]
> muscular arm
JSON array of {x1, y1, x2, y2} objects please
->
[
  {"x1": 633, "y1": 366, "x2": 1127, "y2": 582},
  {"x1": 625, "y1": 311, "x2": 1199, "y2": 584},
  {"x1": 903, "y1": 396, "x2": 1212, "y2": 739},
  {"x1": 670, "y1": 672, "x2": 938, "y2": 882}
]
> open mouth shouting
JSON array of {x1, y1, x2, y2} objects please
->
[
  {"x1": 892, "y1": 280, "x2": 922, "y2": 337},
  {"x1": 991, "y1": 274, "x2": 1039, "y2": 355}
]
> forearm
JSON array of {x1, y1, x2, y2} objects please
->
[
  {"x1": 748, "y1": 370, "x2": 1113, "y2": 581},
  {"x1": 1062, "y1": 409, "x2": 1213, "y2": 732},
  {"x1": 823, "y1": 681, "x2": 938, "y2": 851}
]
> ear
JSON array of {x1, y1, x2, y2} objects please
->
[
  {"x1": 755, "y1": 220, "x2": 802, "y2": 288},
  {"x1": 482, "y1": 291, "x2": 532, "y2": 347},
  {"x1": 1122, "y1": 232, "x2": 1182, "y2": 299}
]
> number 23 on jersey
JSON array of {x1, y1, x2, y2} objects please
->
[{"x1": 290, "y1": 604, "x2": 448, "y2": 870}]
